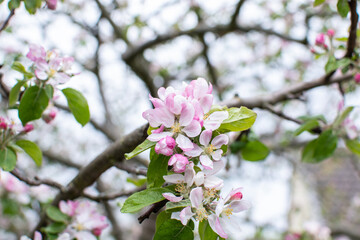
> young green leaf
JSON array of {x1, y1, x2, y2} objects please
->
[
  {"x1": 147, "y1": 148, "x2": 170, "y2": 188},
  {"x1": 302, "y1": 130, "x2": 338, "y2": 163},
  {"x1": 24, "y1": 0, "x2": 42, "y2": 14},
  {"x1": 125, "y1": 139, "x2": 156, "y2": 160},
  {"x1": 325, "y1": 56, "x2": 337, "y2": 74},
  {"x1": 121, "y1": 187, "x2": 171, "y2": 213},
  {"x1": 0, "y1": 147, "x2": 17, "y2": 171},
  {"x1": 41, "y1": 222, "x2": 67, "y2": 234},
  {"x1": 45, "y1": 206, "x2": 69, "y2": 223},
  {"x1": 241, "y1": 140, "x2": 270, "y2": 161},
  {"x1": 165, "y1": 199, "x2": 191, "y2": 212},
  {"x1": 313, "y1": 0, "x2": 325, "y2": 7},
  {"x1": 16, "y1": 139, "x2": 42, "y2": 167},
  {"x1": 8, "y1": 0, "x2": 21, "y2": 10},
  {"x1": 294, "y1": 119, "x2": 320, "y2": 136},
  {"x1": 199, "y1": 220, "x2": 218, "y2": 240},
  {"x1": 156, "y1": 211, "x2": 172, "y2": 231},
  {"x1": 9, "y1": 80, "x2": 27, "y2": 107},
  {"x1": 218, "y1": 107, "x2": 257, "y2": 133},
  {"x1": 153, "y1": 219, "x2": 194, "y2": 240},
  {"x1": 11, "y1": 62, "x2": 33, "y2": 79},
  {"x1": 345, "y1": 139, "x2": 360, "y2": 156},
  {"x1": 337, "y1": 0, "x2": 350, "y2": 18},
  {"x1": 18, "y1": 86, "x2": 49, "y2": 125},
  {"x1": 126, "y1": 177, "x2": 147, "y2": 187},
  {"x1": 44, "y1": 85, "x2": 54, "y2": 100},
  {"x1": 62, "y1": 88, "x2": 90, "y2": 126},
  {"x1": 333, "y1": 106, "x2": 354, "y2": 128}
]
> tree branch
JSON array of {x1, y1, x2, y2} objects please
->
[
  {"x1": 83, "y1": 186, "x2": 146, "y2": 202},
  {"x1": 230, "y1": 0, "x2": 247, "y2": 27},
  {"x1": 0, "y1": 9, "x2": 15, "y2": 33},
  {"x1": 344, "y1": 0, "x2": 358, "y2": 58}
]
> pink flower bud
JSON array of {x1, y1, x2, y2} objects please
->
[
  {"x1": 229, "y1": 188, "x2": 243, "y2": 201},
  {"x1": 42, "y1": 109, "x2": 57, "y2": 124},
  {"x1": 46, "y1": 0, "x2": 57, "y2": 10},
  {"x1": 327, "y1": 29, "x2": 335, "y2": 38},
  {"x1": 0, "y1": 122, "x2": 7, "y2": 130},
  {"x1": 355, "y1": 73, "x2": 360, "y2": 83},
  {"x1": 315, "y1": 33, "x2": 325, "y2": 46},
  {"x1": 23, "y1": 124, "x2": 34, "y2": 133},
  {"x1": 168, "y1": 154, "x2": 189, "y2": 173},
  {"x1": 155, "y1": 136, "x2": 176, "y2": 156}
]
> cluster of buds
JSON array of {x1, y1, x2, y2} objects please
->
[
  {"x1": 143, "y1": 78, "x2": 249, "y2": 238},
  {"x1": 26, "y1": 45, "x2": 75, "y2": 87},
  {"x1": 0, "y1": 117, "x2": 33, "y2": 148},
  {"x1": 311, "y1": 29, "x2": 335, "y2": 54},
  {"x1": 58, "y1": 200, "x2": 109, "y2": 239}
]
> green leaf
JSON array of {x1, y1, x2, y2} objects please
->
[
  {"x1": 337, "y1": 0, "x2": 350, "y2": 18},
  {"x1": 62, "y1": 88, "x2": 90, "y2": 126},
  {"x1": 241, "y1": 140, "x2": 270, "y2": 161},
  {"x1": 11, "y1": 62, "x2": 33, "y2": 79},
  {"x1": 1, "y1": 198, "x2": 19, "y2": 215},
  {"x1": 9, "y1": 80, "x2": 26, "y2": 107},
  {"x1": 165, "y1": 199, "x2": 191, "y2": 212},
  {"x1": 46, "y1": 206, "x2": 69, "y2": 223},
  {"x1": 44, "y1": 85, "x2": 54, "y2": 100},
  {"x1": 16, "y1": 139, "x2": 42, "y2": 167},
  {"x1": 24, "y1": 0, "x2": 42, "y2": 14},
  {"x1": 0, "y1": 147, "x2": 17, "y2": 171},
  {"x1": 126, "y1": 177, "x2": 147, "y2": 187},
  {"x1": 325, "y1": 56, "x2": 337, "y2": 74},
  {"x1": 218, "y1": 107, "x2": 257, "y2": 133},
  {"x1": 230, "y1": 141, "x2": 247, "y2": 154},
  {"x1": 335, "y1": 37, "x2": 348, "y2": 42},
  {"x1": 42, "y1": 222, "x2": 67, "y2": 234},
  {"x1": 333, "y1": 106, "x2": 354, "y2": 127},
  {"x1": 345, "y1": 139, "x2": 360, "y2": 156},
  {"x1": 199, "y1": 220, "x2": 218, "y2": 240},
  {"x1": 121, "y1": 187, "x2": 171, "y2": 213},
  {"x1": 147, "y1": 148, "x2": 170, "y2": 188},
  {"x1": 125, "y1": 139, "x2": 156, "y2": 160},
  {"x1": 156, "y1": 211, "x2": 172, "y2": 231},
  {"x1": 154, "y1": 219, "x2": 194, "y2": 240},
  {"x1": 18, "y1": 86, "x2": 49, "y2": 125},
  {"x1": 302, "y1": 130, "x2": 338, "y2": 163},
  {"x1": 313, "y1": 0, "x2": 325, "y2": 6},
  {"x1": 8, "y1": 0, "x2": 21, "y2": 10},
  {"x1": 294, "y1": 119, "x2": 320, "y2": 136}
]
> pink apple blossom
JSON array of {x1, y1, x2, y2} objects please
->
[
  {"x1": 355, "y1": 73, "x2": 360, "y2": 83},
  {"x1": 46, "y1": 0, "x2": 57, "y2": 10},
  {"x1": 185, "y1": 130, "x2": 228, "y2": 169},
  {"x1": 162, "y1": 192, "x2": 183, "y2": 202},
  {"x1": 26, "y1": 45, "x2": 46, "y2": 62},
  {"x1": 155, "y1": 136, "x2": 175, "y2": 156},
  {"x1": 168, "y1": 154, "x2": 189, "y2": 173}
]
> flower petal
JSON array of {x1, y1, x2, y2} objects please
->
[
  {"x1": 199, "y1": 129, "x2": 212, "y2": 146},
  {"x1": 204, "y1": 111, "x2": 229, "y2": 131},
  {"x1": 194, "y1": 172, "x2": 205, "y2": 186},
  {"x1": 200, "y1": 155, "x2": 213, "y2": 170},
  {"x1": 179, "y1": 102, "x2": 195, "y2": 126},
  {"x1": 204, "y1": 175, "x2": 223, "y2": 190},
  {"x1": 180, "y1": 206, "x2": 194, "y2": 225},
  {"x1": 163, "y1": 174, "x2": 185, "y2": 184},
  {"x1": 182, "y1": 120, "x2": 201, "y2": 137},
  {"x1": 176, "y1": 134, "x2": 194, "y2": 151},
  {"x1": 229, "y1": 200, "x2": 251, "y2": 213},
  {"x1": 208, "y1": 215, "x2": 228, "y2": 239},
  {"x1": 184, "y1": 143, "x2": 203, "y2": 157},
  {"x1": 211, "y1": 149, "x2": 223, "y2": 161},
  {"x1": 199, "y1": 94, "x2": 213, "y2": 114},
  {"x1": 211, "y1": 134, "x2": 229, "y2": 148},
  {"x1": 184, "y1": 162, "x2": 195, "y2": 186},
  {"x1": 162, "y1": 193, "x2": 183, "y2": 202},
  {"x1": 148, "y1": 131, "x2": 173, "y2": 142},
  {"x1": 189, "y1": 187, "x2": 203, "y2": 208}
]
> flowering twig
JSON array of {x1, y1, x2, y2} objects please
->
[
  {"x1": 263, "y1": 103, "x2": 302, "y2": 125},
  {"x1": 0, "y1": 9, "x2": 15, "y2": 33}
]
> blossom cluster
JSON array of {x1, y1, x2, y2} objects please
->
[
  {"x1": 26, "y1": 45, "x2": 75, "y2": 87},
  {"x1": 0, "y1": 117, "x2": 33, "y2": 147},
  {"x1": 143, "y1": 78, "x2": 249, "y2": 238},
  {"x1": 57, "y1": 200, "x2": 109, "y2": 240}
]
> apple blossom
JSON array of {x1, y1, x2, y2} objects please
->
[
  {"x1": 168, "y1": 154, "x2": 189, "y2": 173},
  {"x1": 155, "y1": 136, "x2": 176, "y2": 156},
  {"x1": 355, "y1": 73, "x2": 360, "y2": 83}
]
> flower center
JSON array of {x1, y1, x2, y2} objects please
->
[
  {"x1": 223, "y1": 207, "x2": 233, "y2": 218},
  {"x1": 204, "y1": 188, "x2": 218, "y2": 202},
  {"x1": 171, "y1": 122, "x2": 182, "y2": 133},
  {"x1": 195, "y1": 206, "x2": 208, "y2": 222},
  {"x1": 204, "y1": 144, "x2": 215, "y2": 155},
  {"x1": 203, "y1": 113, "x2": 210, "y2": 120},
  {"x1": 175, "y1": 183, "x2": 187, "y2": 195},
  {"x1": 74, "y1": 223, "x2": 85, "y2": 231},
  {"x1": 49, "y1": 68, "x2": 57, "y2": 78}
]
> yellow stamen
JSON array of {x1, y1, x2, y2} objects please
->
[
  {"x1": 49, "y1": 69, "x2": 57, "y2": 78},
  {"x1": 195, "y1": 206, "x2": 208, "y2": 222},
  {"x1": 224, "y1": 207, "x2": 233, "y2": 218},
  {"x1": 205, "y1": 144, "x2": 215, "y2": 155},
  {"x1": 171, "y1": 122, "x2": 181, "y2": 133},
  {"x1": 175, "y1": 183, "x2": 187, "y2": 194},
  {"x1": 74, "y1": 223, "x2": 85, "y2": 231}
]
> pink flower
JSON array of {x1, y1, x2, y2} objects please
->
[
  {"x1": 327, "y1": 29, "x2": 335, "y2": 38},
  {"x1": 0, "y1": 121, "x2": 7, "y2": 129},
  {"x1": 168, "y1": 154, "x2": 189, "y2": 173},
  {"x1": 162, "y1": 192, "x2": 183, "y2": 202},
  {"x1": 315, "y1": 33, "x2": 325, "y2": 46},
  {"x1": 155, "y1": 136, "x2": 176, "y2": 156},
  {"x1": 23, "y1": 123, "x2": 34, "y2": 133},
  {"x1": 60, "y1": 200, "x2": 79, "y2": 216},
  {"x1": 354, "y1": 73, "x2": 360, "y2": 83},
  {"x1": 35, "y1": 58, "x2": 71, "y2": 84},
  {"x1": 26, "y1": 45, "x2": 46, "y2": 62},
  {"x1": 46, "y1": 0, "x2": 57, "y2": 10},
  {"x1": 184, "y1": 130, "x2": 228, "y2": 170}
]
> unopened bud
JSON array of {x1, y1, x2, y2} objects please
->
[
  {"x1": 0, "y1": 122, "x2": 7, "y2": 130},
  {"x1": 46, "y1": 0, "x2": 57, "y2": 10},
  {"x1": 355, "y1": 73, "x2": 360, "y2": 84},
  {"x1": 23, "y1": 124, "x2": 34, "y2": 133},
  {"x1": 327, "y1": 29, "x2": 335, "y2": 38}
]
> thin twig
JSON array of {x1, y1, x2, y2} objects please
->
[
  {"x1": 0, "y1": 9, "x2": 15, "y2": 33},
  {"x1": 230, "y1": 0, "x2": 247, "y2": 27},
  {"x1": 83, "y1": 186, "x2": 146, "y2": 202},
  {"x1": 138, "y1": 200, "x2": 167, "y2": 224},
  {"x1": 263, "y1": 103, "x2": 302, "y2": 125},
  {"x1": 10, "y1": 168, "x2": 66, "y2": 192}
]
